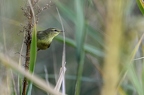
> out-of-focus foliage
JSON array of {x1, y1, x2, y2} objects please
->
[
  {"x1": 1, "y1": 0, "x2": 144, "y2": 95},
  {"x1": 136, "y1": 0, "x2": 144, "y2": 14}
]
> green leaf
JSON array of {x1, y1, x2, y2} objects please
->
[
  {"x1": 136, "y1": 0, "x2": 144, "y2": 15},
  {"x1": 128, "y1": 63, "x2": 144, "y2": 95},
  {"x1": 26, "y1": 25, "x2": 37, "y2": 95},
  {"x1": 56, "y1": 36, "x2": 104, "y2": 57},
  {"x1": 29, "y1": 25, "x2": 37, "y2": 73},
  {"x1": 74, "y1": 0, "x2": 85, "y2": 95}
]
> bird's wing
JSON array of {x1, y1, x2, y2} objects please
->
[{"x1": 37, "y1": 31, "x2": 46, "y2": 40}]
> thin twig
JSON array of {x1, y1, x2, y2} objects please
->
[
  {"x1": 44, "y1": 66, "x2": 49, "y2": 95},
  {"x1": 56, "y1": 7, "x2": 66, "y2": 95}
]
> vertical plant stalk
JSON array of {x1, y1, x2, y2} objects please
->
[
  {"x1": 22, "y1": 0, "x2": 34, "y2": 95},
  {"x1": 56, "y1": 7, "x2": 66, "y2": 94},
  {"x1": 74, "y1": 0, "x2": 85, "y2": 95},
  {"x1": 22, "y1": 40, "x2": 31, "y2": 95},
  {"x1": 101, "y1": 1, "x2": 124, "y2": 95}
]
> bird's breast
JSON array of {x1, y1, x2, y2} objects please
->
[{"x1": 37, "y1": 39, "x2": 52, "y2": 50}]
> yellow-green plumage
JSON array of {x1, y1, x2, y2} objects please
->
[{"x1": 37, "y1": 28, "x2": 62, "y2": 50}]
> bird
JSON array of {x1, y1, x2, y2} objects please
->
[{"x1": 37, "y1": 28, "x2": 62, "y2": 50}]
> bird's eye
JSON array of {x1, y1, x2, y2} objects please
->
[{"x1": 54, "y1": 29, "x2": 57, "y2": 31}]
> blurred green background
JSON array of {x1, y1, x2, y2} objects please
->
[{"x1": 1, "y1": 0, "x2": 144, "y2": 95}]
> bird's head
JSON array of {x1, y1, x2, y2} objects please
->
[{"x1": 45, "y1": 28, "x2": 62, "y2": 37}]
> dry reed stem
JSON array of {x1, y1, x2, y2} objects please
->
[
  {"x1": 101, "y1": 1, "x2": 124, "y2": 95},
  {"x1": 0, "y1": 53, "x2": 64, "y2": 95}
]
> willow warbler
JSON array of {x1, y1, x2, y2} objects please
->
[{"x1": 37, "y1": 28, "x2": 62, "y2": 50}]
